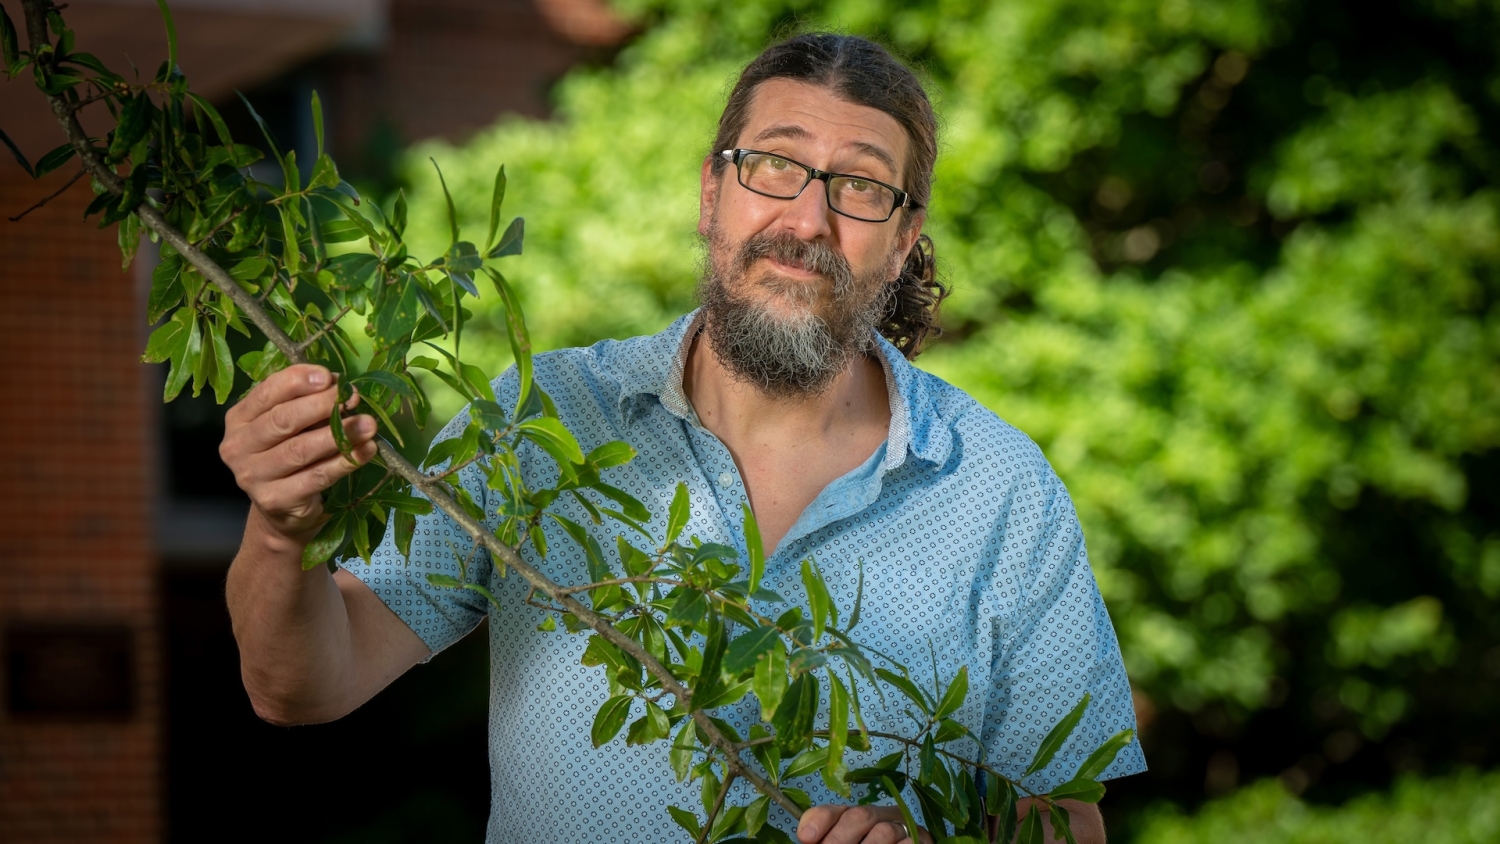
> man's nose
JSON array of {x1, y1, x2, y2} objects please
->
[{"x1": 777, "y1": 178, "x2": 835, "y2": 242}]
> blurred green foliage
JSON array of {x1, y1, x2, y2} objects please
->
[
  {"x1": 1137, "y1": 770, "x2": 1500, "y2": 843},
  {"x1": 396, "y1": 0, "x2": 1500, "y2": 806}
]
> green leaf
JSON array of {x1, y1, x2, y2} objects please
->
[
  {"x1": 517, "y1": 416, "x2": 586, "y2": 466},
  {"x1": 1049, "y1": 804, "x2": 1079, "y2": 844},
  {"x1": 154, "y1": 0, "x2": 178, "y2": 74},
  {"x1": 781, "y1": 746, "x2": 828, "y2": 780},
  {"x1": 590, "y1": 694, "x2": 633, "y2": 748},
  {"x1": 1073, "y1": 728, "x2": 1134, "y2": 782},
  {"x1": 207, "y1": 317, "x2": 234, "y2": 404},
  {"x1": 989, "y1": 776, "x2": 1017, "y2": 840},
  {"x1": 772, "y1": 673, "x2": 818, "y2": 752},
  {"x1": 236, "y1": 91, "x2": 282, "y2": 160},
  {"x1": 318, "y1": 219, "x2": 366, "y2": 244},
  {"x1": 824, "y1": 672, "x2": 850, "y2": 796},
  {"x1": 876, "y1": 667, "x2": 933, "y2": 716},
  {"x1": 881, "y1": 777, "x2": 924, "y2": 844},
  {"x1": 753, "y1": 637, "x2": 788, "y2": 721},
  {"x1": 1024, "y1": 693, "x2": 1091, "y2": 778},
  {"x1": 394, "y1": 509, "x2": 416, "y2": 559},
  {"x1": 0, "y1": 5, "x2": 18, "y2": 70},
  {"x1": 667, "y1": 806, "x2": 701, "y2": 838},
  {"x1": 329, "y1": 399, "x2": 354, "y2": 463},
  {"x1": 535, "y1": 614, "x2": 557, "y2": 632},
  {"x1": 1048, "y1": 778, "x2": 1106, "y2": 804},
  {"x1": 391, "y1": 188, "x2": 408, "y2": 237},
  {"x1": 723, "y1": 625, "x2": 781, "y2": 676},
  {"x1": 594, "y1": 483, "x2": 651, "y2": 523},
  {"x1": 310, "y1": 90, "x2": 325, "y2": 155},
  {"x1": 145, "y1": 255, "x2": 185, "y2": 326},
  {"x1": 372, "y1": 273, "x2": 421, "y2": 351},
  {"x1": 482, "y1": 268, "x2": 533, "y2": 416},
  {"x1": 187, "y1": 93, "x2": 233, "y2": 146},
  {"x1": 311, "y1": 153, "x2": 339, "y2": 189},
  {"x1": 1018, "y1": 805, "x2": 1045, "y2": 844},
  {"x1": 108, "y1": 94, "x2": 150, "y2": 161},
  {"x1": 301, "y1": 514, "x2": 347, "y2": 570},
  {"x1": 586, "y1": 441, "x2": 635, "y2": 470},
  {"x1": 0, "y1": 125, "x2": 34, "y2": 177},
  {"x1": 667, "y1": 482, "x2": 691, "y2": 544},
  {"x1": 160, "y1": 311, "x2": 200, "y2": 401},
  {"x1": 744, "y1": 795, "x2": 770, "y2": 838},
  {"x1": 801, "y1": 559, "x2": 832, "y2": 642},
  {"x1": 743, "y1": 503, "x2": 766, "y2": 594},
  {"x1": 934, "y1": 717, "x2": 968, "y2": 744},
  {"x1": 430, "y1": 157, "x2": 459, "y2": 244},
  {"x1": 488, "y1": 216, "x2": 524, "y2": 258},
  {"x1": 666, "y1": 588, "x2": 708, "y2": 628},
  {"x1": 847, "y1": 559, "x2": 865, "y2": 631},
  {"x1": 33, "y1": 143, "x2": 76, "y2": 177},
  {"x1": 670, "y1": 720, "x2": 699, "y2": 782},
  {"x1": 486, "y1": 164, "x2": 507, "y2": 250},
  {"x1": 279, "y1": 205, "x2": 301, "y2": 276},
  {"x1": 935, "y1": 665, "x2": 968, "y2": 720}
]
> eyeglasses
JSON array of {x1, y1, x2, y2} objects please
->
[{"x1": 719, "y1": 149, "x2": 919, "y2": 223}]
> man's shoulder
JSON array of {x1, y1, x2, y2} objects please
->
[{"x1": 904, "y1": 364, "x2": 1054, "y2": 479}]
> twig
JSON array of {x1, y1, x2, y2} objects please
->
[
  {"x1": 293, "y1": 303, "x2": 354, "y2": 354},
  {"x1": 694, "y1": 771, "x2": 737, "y2": 844},
  {"x1": 21, "y1": 0, "x2": 795, "y2": 817},
  {"x1": 7, "y1": 167, "x2": 84, "y2": 222}
]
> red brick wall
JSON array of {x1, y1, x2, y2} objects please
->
[{"x1": 0, "y1": 168, "x2": 160, "y2": 843}]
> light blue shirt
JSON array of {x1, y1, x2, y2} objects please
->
[{"x1": 346, "y1": 312, "x2": 1145, "y2": 842}]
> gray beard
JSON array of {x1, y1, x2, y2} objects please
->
[{"x1": 698, "y1": 222, "x2": 893, "y2": 399}]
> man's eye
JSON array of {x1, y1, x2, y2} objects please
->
[
  {"x1": 846, "y1": 179, "x2": 871, "y2": 192},
  {"x1": 767, "y1": 157, "x2": 789, "y2": 169}
]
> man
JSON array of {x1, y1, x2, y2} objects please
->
[{"x1": 221, "y1": 34, "x2": 1144, "y2": 843}]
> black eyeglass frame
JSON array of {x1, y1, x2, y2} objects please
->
[{"x1": 719, "y1": 148, "x2": 921, "y2": 223}]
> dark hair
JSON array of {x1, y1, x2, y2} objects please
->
[{"x1": 710, "y1": 33, "x2": 948, "y2": 359}]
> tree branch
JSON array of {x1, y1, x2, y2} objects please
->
[
  {"x1": 7, "y1": 167, "x2": 84, "y2": 222},
  {"x1": 20, "y1": 0, "x2": 796, "y2": 819}
]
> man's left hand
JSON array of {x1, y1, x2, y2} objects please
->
[{"x1": 796, "y1": 805, "x2": 934, "y2": 844}]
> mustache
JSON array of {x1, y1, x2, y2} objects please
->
[{"x1": 735, "y1": 230, "x2": 853, "y2": 288}]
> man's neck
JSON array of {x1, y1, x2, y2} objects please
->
[{"x1": 681, "y1": 327, "x2": 890, "y2": 447}]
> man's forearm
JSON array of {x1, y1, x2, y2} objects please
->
[
  {"x1": 226, "y1": 507, "x2": 364, "y2": 725},
  {"x1": 1007, "y1": 799, "x2": 1106, "y2": 844}
]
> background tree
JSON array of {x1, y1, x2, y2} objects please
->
[{"x1": 394, "y1": 0, "x2": 1500, "y2": 834}]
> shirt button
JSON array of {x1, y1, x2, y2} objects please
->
[{"x1": 717, "y1": 472, "x2": 734, "y2": 488}]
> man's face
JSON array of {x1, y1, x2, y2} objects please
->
[{"x1": 697, "y1": 79, "x2": 924, "y2": 397}]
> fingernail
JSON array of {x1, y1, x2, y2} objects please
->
[
  {"x1": 308, "y1": 369, "x2": 328, "y2": 387},
  {"x1": 355, "y1": 416, "x2": 375, "y2": 435}
]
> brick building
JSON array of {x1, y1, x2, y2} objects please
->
[{"x1": 0, "y1": 1, "x2": 626, "y2": 840}]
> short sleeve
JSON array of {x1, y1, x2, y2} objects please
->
[
  {"x1": 339, "y1": 367, "x2": 520, "y2": 659},
  {"x1": 981, "y1": 468, "x2": 1147, "y2": 792}
]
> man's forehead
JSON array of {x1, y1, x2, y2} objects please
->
[{"x1": 738, "y1": 79, "x2": 908, "y2": 177}]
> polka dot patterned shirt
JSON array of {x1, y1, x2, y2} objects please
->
[{"x1": 344, "y1": 312, "x2": 1146, "y2": 842}]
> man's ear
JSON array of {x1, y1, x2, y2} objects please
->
[
  {"x1": 698, "y1": 156, "x2": 719, "y2": 237},
  {"x1": 890, "y1": 211, "x2": 927, "y2": 277}
]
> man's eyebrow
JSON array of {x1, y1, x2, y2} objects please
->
[{"x1": 749, "y1": 125, "x2": 900, "y2": 178}]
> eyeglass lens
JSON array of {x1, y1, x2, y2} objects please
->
[{"x1": 738, "y1": 152, "x2": 896, "y2": 222}]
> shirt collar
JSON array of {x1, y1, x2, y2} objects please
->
[{"x1": 612, "y1": 309, "x2": 952, "y2": 468}]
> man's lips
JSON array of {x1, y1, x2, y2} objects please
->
[{"x1": 760, "y1": 256, "x2": 825, "y2": 280}]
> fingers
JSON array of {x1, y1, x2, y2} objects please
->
[
  {"x1": 798, "y1": 805, "x2": 914, "y2": 844},
  {"x1": 226, "y1": 364, "x2": 334, "y2": 428},
  {"x1": 247, "y1": 435, "x2": 378, "y2": 528},
  {"x1": 256, "y1": 415, "x2": 377, "y2": 484}
]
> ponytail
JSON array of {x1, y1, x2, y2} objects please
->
[{"x1": 879, "y1": 234, "x2": 947, "y2": 359}]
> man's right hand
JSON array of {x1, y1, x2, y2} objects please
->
[
  {"x1": 219, "y1": 364, "x2": 379, "y2": 544},
  {"x1": 222, "y1": 364, "x2": 428, "y2": 726}
]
